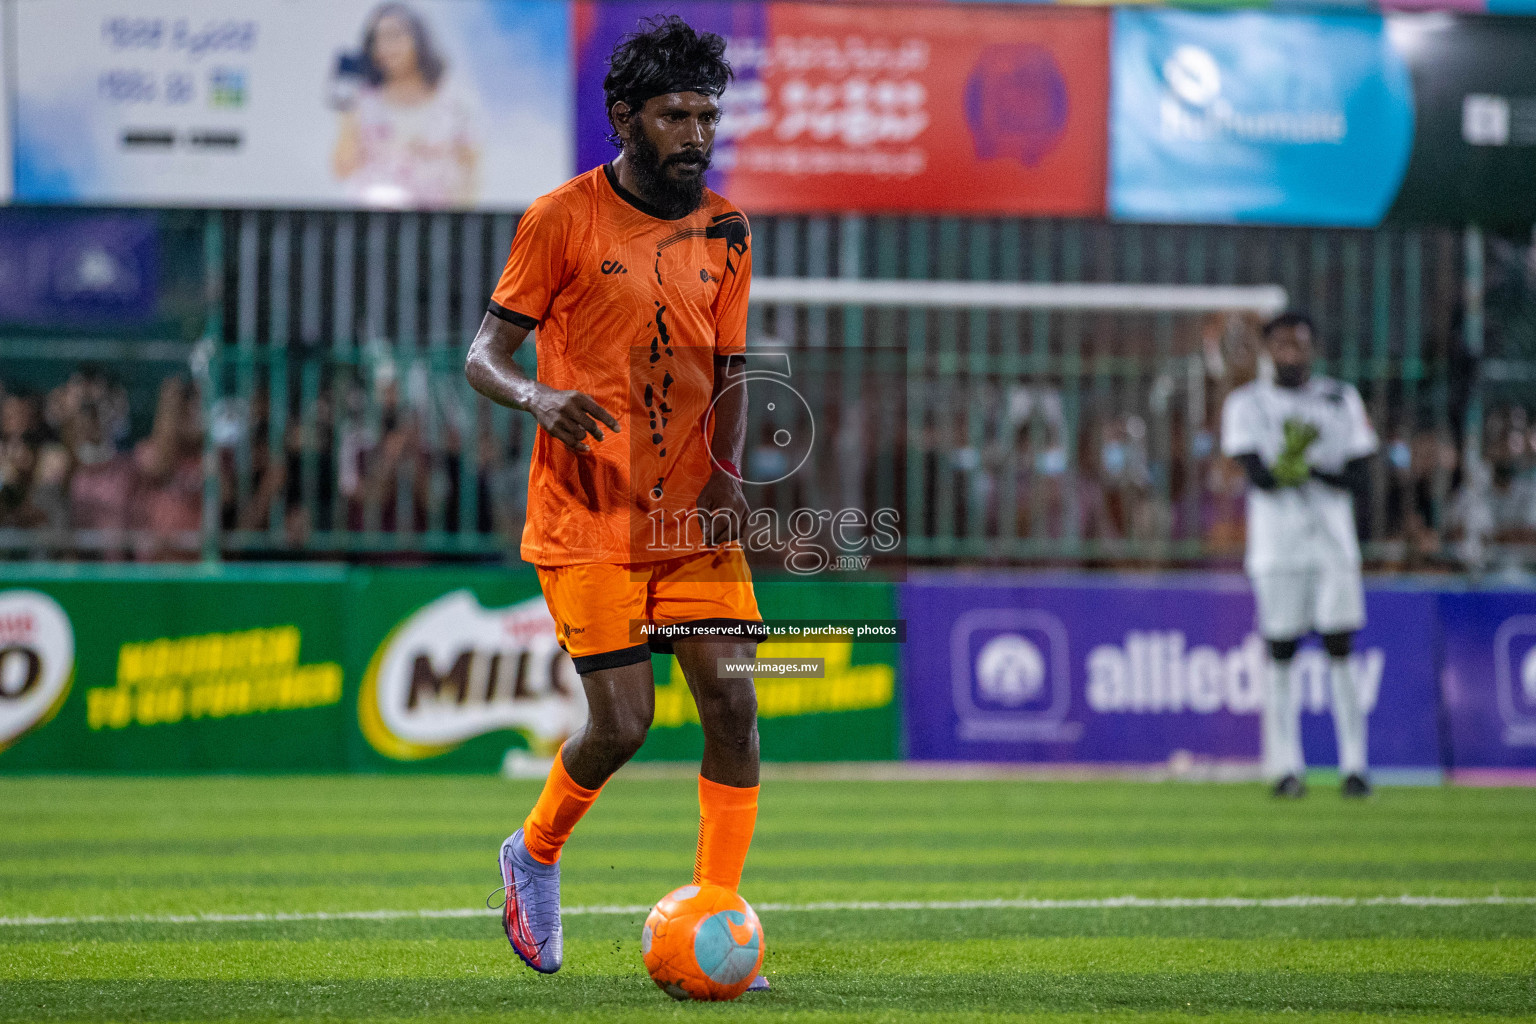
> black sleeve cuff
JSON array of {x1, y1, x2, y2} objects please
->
[
  {"x1": 1234, "y1": 452, "x2": 1278, "y2": 491},
  {"x1": 487, "y1": 301, "x2": 539, "y2": 331},
  {"x1": 571, "y1": 643, "x2": 651, "y2": 675}
]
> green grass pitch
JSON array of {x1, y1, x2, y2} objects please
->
[{"x1": 3, "y1": 773, "x2": 1534, "y2": 1023}]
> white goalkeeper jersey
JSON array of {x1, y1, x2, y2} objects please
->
[{"x1": 1221, "y1": 375, "x2": 1378, "y2": 574}]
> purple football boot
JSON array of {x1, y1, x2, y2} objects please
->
[{"x1": 498, "y1": 828, "x2": 563, "y2": 973}]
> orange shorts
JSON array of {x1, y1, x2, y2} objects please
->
[{"x1": 536, "y1": 546, "x2": 763, "y2": 674}]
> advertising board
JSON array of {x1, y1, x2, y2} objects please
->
[
  {"x1": 901, "y1": 577, "x2": 1443, "y2": 769},
  {"x1": 0, "y1": 212, "x2": 158, "y2": 328},
  {"x1": 1439, "y1": 591, "x2": 1536, "y2": 771},
  {"x1": 13, "y1": 0, "x2": 571, "y2": 209},
  {"x1": 0, "y1": 571, "x2": 349, "y2": 771},
  {"x1": 1385, "y1": 15, "x2": 1536, "y2": 229},
  {"x1": 1109, "y1": 9, "x2": 1415, "y2": 226},
  {"x1": 576, "y1": 1, "x2": 1108, "y2": 215},
  {"x1": 0, "y1": 568, "x2": 899, "y2": 771}
]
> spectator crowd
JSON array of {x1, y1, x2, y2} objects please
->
[{"x1": 0, "y1": 358, "x2": 1533, "y2": 573}]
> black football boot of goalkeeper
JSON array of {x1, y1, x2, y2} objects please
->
[
  {"x1": 1272, "y1": 774, "x2": 1306, "y2": 799},
  {"x1": 1341, "y1": 774, "x2": 1372, "y2": 799}
]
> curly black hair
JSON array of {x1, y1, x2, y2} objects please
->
[{"x1": 603, "y1": 16, "x2": 732, "y2": 147}]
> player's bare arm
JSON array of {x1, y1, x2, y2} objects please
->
[
  {"x1": 464, "y1": 314, "x2": 619, "y2": 454},
  {"x1": 1310, "y1": 454, "x2": 1371, "y2": 496},
  {"x1": 696, "y1": 355, "x2": 749, "y2": 546}
]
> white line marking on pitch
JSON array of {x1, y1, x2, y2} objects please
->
[{"x1": 3, "y1": 894, "x2": 1533, "y2": 928}]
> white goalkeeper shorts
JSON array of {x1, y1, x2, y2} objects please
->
[{"x1": 1250, "y1": 565, "x2": 1365, "y2": 641}]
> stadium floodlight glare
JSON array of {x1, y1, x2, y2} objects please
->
[{"x1": 751, "y1": 278, "x2": 1288, "y2": 316}]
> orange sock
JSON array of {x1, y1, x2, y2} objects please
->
[
  {"x1": 521, "y1": 747, "x2": 603, "y2": 865},
  {"x1": 693, "y1": 775, "x2": 759, "y2": 891}
]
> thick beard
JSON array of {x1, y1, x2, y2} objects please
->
[
  {"x1": 1274, "y1": 364, "x2": 1310, "y2": 389},
  {"x1": 626, "y1": 128, "x2": 709, "y2": 219}
]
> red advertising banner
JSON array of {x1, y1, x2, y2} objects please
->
[
  {"x1": 726, "y1": 4, "x2": 1107, "y2": 214},
  {"x1": 576, "y1": 3, "x2": 1108, "y2": 216}
]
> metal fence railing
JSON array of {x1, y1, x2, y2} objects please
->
[{"x1": 0, "y1": 210, "x2": 1531, "y2": 573}]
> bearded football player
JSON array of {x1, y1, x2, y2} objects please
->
[
  {"x1": 1221, "y1": 312, "x2": 1379, "y2": 800},
  {"x1": 465, "y1": 16, "x2": 767, "y2": 983}
]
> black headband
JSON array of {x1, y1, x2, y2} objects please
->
[{"x1": 616, "y1": 81, "x2": 724, "y2": 108}]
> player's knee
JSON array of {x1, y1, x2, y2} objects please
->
[
  {"x1": 1267, "y1": 638, "x2": 1299, "y2": 662},
  {"x1": 699, "y1": 680, "x2": 758, "y2": 738},
  {"x1": 1322, "y1": 632, "x2": 1353, "y2": 659},
  {"x1": 592, "y1": 706, "x2": 652, "y2": 760}
]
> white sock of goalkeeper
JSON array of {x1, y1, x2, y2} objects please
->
[
  {"x1": 1329, "y1": 657, "x2": 1368, "y2": 777},
  {"x1": 1263, "y1": 659, "x2": 1305, "y2": 780}
]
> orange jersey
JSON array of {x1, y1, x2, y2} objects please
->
[{"x1": 489, "y1": 164, "x2": 751, "y2": 566}]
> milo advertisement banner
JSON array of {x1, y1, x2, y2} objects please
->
[
  {"x1": 0, "y1": 590, "x2": 75, "y2": 755},
  {"x1": 348, "y1": 570, "x2": 900, "y2": 770},
  {"x1": 0, "y1": 566, "x2": 899, "y2": 772},
  {"x1": 345, "y1": 568, "x2": 584, "y2": 771}
]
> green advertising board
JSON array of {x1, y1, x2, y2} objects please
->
[
  {"x1": 0, "y1": 566, "x2": 349, "y2": 772},
  {"x1": 0, "y1": 566, "x2": 900, "y2": 772},
  {"x1": 635, "y1": 580, "x2": 901, "y2": 763}
]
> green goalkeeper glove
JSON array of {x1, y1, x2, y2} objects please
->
[{"x1": 1272, "y1": 419, "x2": 1320, "y2": 487}]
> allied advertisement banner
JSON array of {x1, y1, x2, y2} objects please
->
[
  {"x1": 901, "y1": 577, "x2": 1442, "y2": 768},
  {"x1": 1439, "y1": 591, "x2": 1536, "y2": 770},
  {"x1": 0, "y1": 212, "x2": 158, "y2": 328},
  {"x1": 0, "y1": 571, "x2": 349, "y2": 772},
  {"x1": 13, "y1": 0, "x2": 571, "y2": 209},
  {"x1": 576, "y1": 2, "x2": 1109, "y2": 215},
  {"x1": 1109, "y1": 9, "x2": 1415, "y2": 226},
  {"x1": 1385, "y1": 15, "x2": 1536, "y2": 230}
]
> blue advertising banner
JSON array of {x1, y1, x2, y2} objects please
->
[
  {"x1": 0, "y1": 211, "x2": 158, "y2": 327},
  {"x1": 1439, "y1": 591, "x2": 1536, "y2": 770},
  {"x1": 1109, "y1": 9, "x2": 1415, "y2": 225},
  {"x1": 900, "y1": 576, "x2": 1442, "y2": 768}
]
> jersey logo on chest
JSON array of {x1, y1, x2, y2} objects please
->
[
  {"x1": 704, "y1": 212, "x2": 748, "y2": 274},
  {"x1": 652, "y1": 227, "x2": 708, "y2": 286}
]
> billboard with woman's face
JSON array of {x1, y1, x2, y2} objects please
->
[{"x1": 13, "y1": 0, "x2": 571, "y2": 209}]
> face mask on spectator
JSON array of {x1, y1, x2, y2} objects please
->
[
  {"x1": 1035, "y1": 446, "x2": 1067, "y2": 477},
  {"x1": 1101, "y1": 441, "x2": 1128, "y2": 477},
  {"x1": 75, "y1": 441, "x2": 113, "y2": 466}
]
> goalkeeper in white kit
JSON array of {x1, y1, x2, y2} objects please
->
[{"x1": 1221, "y1": 312, "x2": 1378, "y2": 799}]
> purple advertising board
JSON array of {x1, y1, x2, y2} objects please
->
[
  {"x1": 900, "y1": 576, "x2": 1442, "y2": 768},
  {"x1": 0, "y1": 211, "x2": 157, "y2": 328},
  {"x1": 1439, "y1": 590, "x2": 1536, "y2": 771},
  {"x1": 574, "y1": 2, "x2": 766, "y2": 186}
]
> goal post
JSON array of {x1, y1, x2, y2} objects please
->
[
  {"x1": 742, "y1": 277, "x2": 1290, "y2": 564},
  {"x1": 750, "y1": 277, "x2": 1288, "y2": 316}
]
